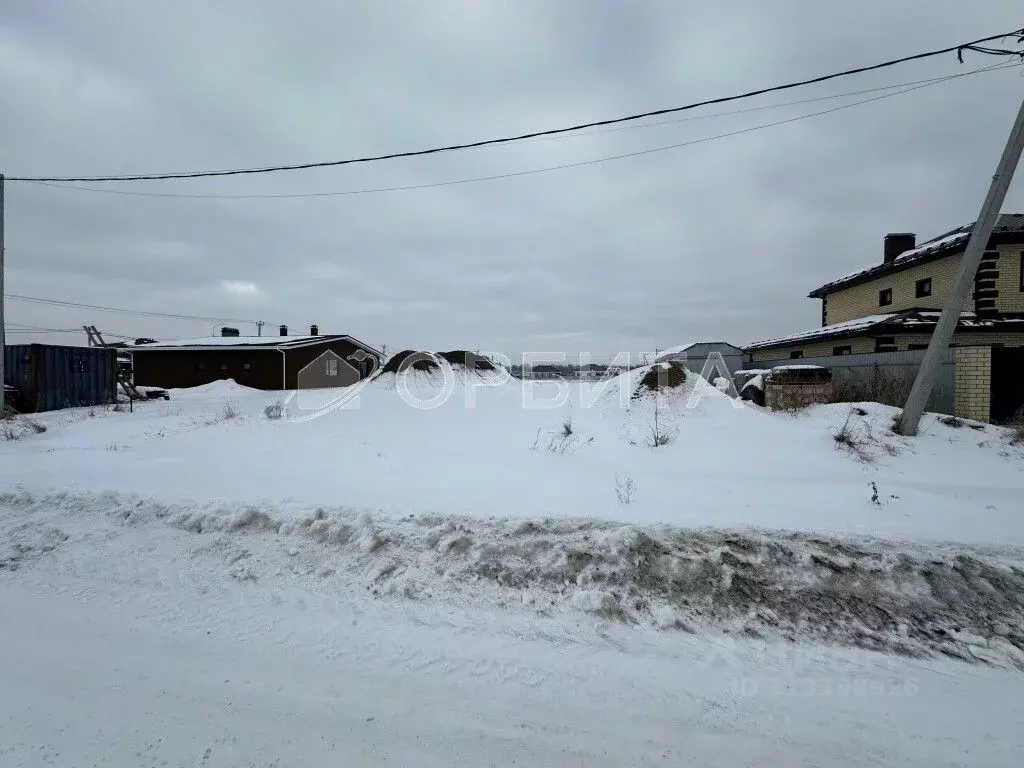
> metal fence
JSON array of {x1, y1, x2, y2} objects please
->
[{"x1": 747, "y1": 348, "x2": 955, "y2": 415}]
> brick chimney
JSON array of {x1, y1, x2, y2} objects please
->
[
  {"x1": 220, "y1": 327, "x2": 239, "y2": 337},
  {"x1": 884, "y1": 233, "x2": 916, "y2": 264},
  {"x1": 279, "y1": 324, "x2": 288, "y2": 336},
  {"x1": 310, "y1": 324, "x2": 319, "y2": 336}
]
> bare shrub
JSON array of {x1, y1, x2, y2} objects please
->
[
  {"x1": 264, "y1": 401, "x2": 285, "y2": 420},
  {"x1": 1010, "y1": 407, "x2": 1024, "y2": 446},
  {"x1": 531, "y1": 424, "x2": 591, "y2": 455},
  {"x1": 647, "y1": 397, "x2": 675, "y2": 448},
  {"x1": 219, "y1": 401, "x2": 240, "y2": 421},
  {"x1": 832, "y1": 370, "x2": 913, "y2": 408},
  {"x1": 546, "y1": 432, "x2": 591, "y2": 455},
  {"x1": 833, "y1": 412, "x2": 874, "y2": 463},
  {"x1": 939, "y1": 415, "x2": 964, "y2": 429},
  {"x1": 615, "y1": 475, "x2": 637, "y2": 504},
  {"x1": 0, "y1": 406, "x2": 46, "y2": 440},
  {"x1": 648, "y1": 424, "x2": 674, "y2": 447},
  {"x1": 561, "y1": 416, "x2": 573, "y2": 438}
]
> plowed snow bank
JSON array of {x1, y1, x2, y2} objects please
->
[{"x1": 5, "y1": 490, "x2": 1022, "y2": 669}]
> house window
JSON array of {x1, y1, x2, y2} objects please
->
[
  {"x1": 326, "y1": 357, "x2": 339, "y2": 376},
  {"x1": 789, "y1": 350, "x2": 804, "y2": 360},
  {"x1": 915, "y1": 277, "x2": 932, "y2": 298},
  {"x1": 875, "y1": 336, "x2": 897, "y2": 353},
  {"x1": 908, "y1": 343, "x2": 929, "y2": 351},
  {"x1": 878, "y1": 288, "x2": 893, "y2": 307},
  {"x1": 832, "y1": 345, "x2": 852, "y2": 356},
  {"x1": 242, "y1": 362, "x2": 252, "y2": 371},
  {"x1": 1020, "y1": 251, "x2": 1023, "y2": 291}
]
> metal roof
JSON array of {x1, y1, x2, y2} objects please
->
[
  {"x1": 745, "y1": 310, "x2": 1024, "y2": 351},
  {"x1": 807, "y1": 214, "x2": 1024, "y2": 298},
  {"x1": 130, "y1": 334, "x2": 382, "y2": 355}
]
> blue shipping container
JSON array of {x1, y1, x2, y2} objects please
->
[{"x1": 3, "y1": 344, "x2": 116, "y2": 413}]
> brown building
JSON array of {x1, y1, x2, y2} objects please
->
[
  {"x1": 130, "y1": 326, "x2": 381, "y2": 390},
  {"x1": 745, "y1": 214, "x2": 1024, "y2": 421}
]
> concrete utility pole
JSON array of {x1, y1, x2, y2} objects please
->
[
  {"x1": 896, "y1": 93, "x2": 1024, "y2": 436},
  {"x1": 0, "y1": 174, "x2": 6, "y2": 414}
]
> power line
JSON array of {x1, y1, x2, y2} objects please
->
[
  {"x1": 4, "y1": 294, "x2": 264, "y2": 324},
  {"x1": 8, "y1": 28, "x2": 1022, "y2": 184},
  {"x1": 5, "y1": 327, "x2": 79, "y2": 334},
  {"x1": 19, "y1": 68, "x2": 1013, "y2": 200},
  {"x1": 5, "y1": 324, "x2": 145, "y2": 341},
  {"x1": 505, "y1": 63, "x2": 1020, "y2": 144}
]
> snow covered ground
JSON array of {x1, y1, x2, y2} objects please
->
[
  {"x1": 3, "y1": 367, "x2": 1023, "y2": 543},
  {"x1": 2, "y1": 365, "x2": 1024, "y2": 764}
]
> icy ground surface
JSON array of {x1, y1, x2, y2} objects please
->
[{"x1": 1, "y1": 492, "x2": 1023, "y2": 767}]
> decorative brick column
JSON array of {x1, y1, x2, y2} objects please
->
[{"x1": 954, "y1": 346, "x2": 992, "y2": 422}]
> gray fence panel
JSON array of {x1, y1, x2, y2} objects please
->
[{"x1": 747, "y1": 349, "x2": 955, "y2": 415}]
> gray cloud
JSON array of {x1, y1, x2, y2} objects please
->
[{"x1": 2, "y1": 0, "x2": 1023, "y2": 357}]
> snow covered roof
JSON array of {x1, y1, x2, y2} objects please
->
[
  {"x1": 655, "y1": 341, "x2": 742, "y2": 360},
  {"x1": 131, "y1": 335, "x2": 381, "y2": 353},
  {"x1": 655, "y1": 343, "x2": 697, "y2": 358},
  {"x1": 745, "y1": 314, "x2": 898, "y2": 350},
  {"x1": 808, "y1": 214, "x2": 1024, "y2": 298},
  {"x1": 744, "y1": 310, "x2": 1024, "y2": 351}
]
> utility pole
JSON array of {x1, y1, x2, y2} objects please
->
[
  {"x1": 257, "y1": 320, "x2": 264, "y2": 337},
  {"x1": 896, "y1": 93, "x2": 1024, "y2": 436},
  {"x1": 0, "y1": 173, "x2": 6, "y2": 414}
]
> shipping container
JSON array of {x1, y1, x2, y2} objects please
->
[{"x1": 3, "y1": 344, "x2": 116, "y2": 413}]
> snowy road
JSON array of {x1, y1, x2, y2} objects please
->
[{"x1": 2, "y1": 576, "x2": 1023, "y2": 767}]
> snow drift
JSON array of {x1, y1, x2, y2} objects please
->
[{"x1": 4, "y1": 489, "x2": 1022, "y2": 669}]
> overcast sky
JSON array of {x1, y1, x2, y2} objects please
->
[{"x1": 2, "y1": 1, "x2": 1023, "y2": 360}]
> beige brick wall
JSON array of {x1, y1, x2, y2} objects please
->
[
  {"x1": 823, "y1": 245, "x2": 1024, "y2": 325},
  {"x1": 995, "y1": 249, "x2": 1024, "y2": 312},
  {"x1": 766, "y1": 382, "x2": 834, "y2": 411},
  {"x1": 954, "y1": 346, "x2": 991, "y2": 422},
  {"x1": 896, "y1": 332, "x2": 1024, "y2": 349},
  {"x1": 825, "y1": 253, "x2": 970, "y2": 324},
  {"x1": 750, "y1": 336, "x2": 875, "y2": 362}
]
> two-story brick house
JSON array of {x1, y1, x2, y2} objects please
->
[{"x1": 745, "y1": 214, "x2": 1024, "y2": 421}]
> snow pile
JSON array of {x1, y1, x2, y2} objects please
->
[{"x1": 5, "y1": 489, "x2": 1023, "y2": 669}]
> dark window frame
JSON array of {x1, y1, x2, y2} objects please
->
[
  {"x1": 878, "y1": 288, "x2": 893, "y2": 307},
  {"x1": 832, "y1": 345, "x2": 852, "y2": 356},
  {"x1": 875, "y1": 336, "x2": 897, "y2": 353},
  {"x1": 789, "y1": 350, "x2": 804, "y2": 360},
  {"x1": 915, "y1": 277, "x2": 932, "y2": 298},
  {"x1": 907, "y1": 343, "x2": 929, "y2": 351},
  {"x1": 1019, "y1": 250, "x2": 1024, "y2": 291}
]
